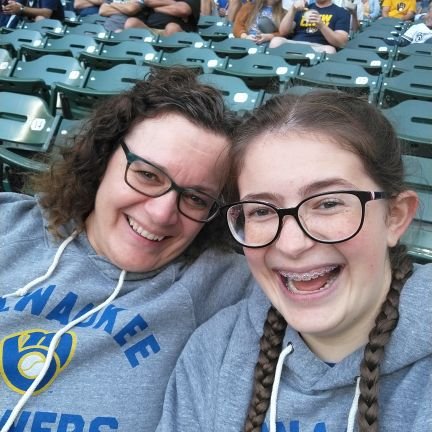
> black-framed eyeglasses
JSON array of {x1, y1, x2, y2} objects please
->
[
  {"x1": 223, "y1": 190, "x2": 390, "y2": 248},
  {"x1": 120, "y1": 141, "x2": 221, "y2": 223}
]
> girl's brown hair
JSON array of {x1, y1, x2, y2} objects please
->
[{"x1": 229, "y1": 91, "x2": 413, "y2": 432}]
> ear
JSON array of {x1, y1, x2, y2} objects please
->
[{"x1": 386, "y1": 190, "x2": 419, "y2": 247}]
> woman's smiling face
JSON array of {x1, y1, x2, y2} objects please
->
[
  {"x1": 239, "y1": 131, "x2": 402, "y2": 360},
  {"x1": 85, "y1": 113, "x2": 229, "y2": 273}
]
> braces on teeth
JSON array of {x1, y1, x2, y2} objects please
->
[{"x1": 281, "y1": 265, "x2": 338, "y2": 281}]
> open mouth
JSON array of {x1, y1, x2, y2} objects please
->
[
  {"x1": 127, "y1": 216, "x2": 165, "y2": 242},
  {"x1": 280, "y1": 265, "x2": 341, "y2": 295}
]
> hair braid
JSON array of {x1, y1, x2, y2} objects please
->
[
  {"x1": 357, "y1": 244, "x2": 413, "y2": 431},
  {"x1": 244, "y1": 306, "x2": 287, "y2": 432}
]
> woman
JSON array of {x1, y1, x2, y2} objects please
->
[
  {"x1": 0, "y1": 68, "x2": 253, "y2": 431},
  {"x1": 233, "y1": 0, "x2": 286, "y2": 44},
  {"x1": 156, "y1": 91, "x2": 431, "y2": 431}
]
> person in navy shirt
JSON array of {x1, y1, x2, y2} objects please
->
[
  {"x1": 1, "y1": 0, "x2": 64, "y2": 22},
  {"x1": 270, "y1": 0, "x2": 349, "y2": 52}
]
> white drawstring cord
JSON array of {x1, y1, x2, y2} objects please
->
[
  {"x1": 0, "y1": 269, "x2": 126, "y2": 432},
  {"x1": 269, "y1": 343, "x2": 294, "y2": 432},
  {"x1": 346, "y1": 376, "x2": 361, "y2": 432},
  {"x1": 2, "y1": 232, "x2": 78, "y2": 299}
]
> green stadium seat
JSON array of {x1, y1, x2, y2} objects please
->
[
  {"x1": 210, "y1": 37, "x2": 265, "y2": 59},
  {"x1": 0, "y1": 29, "x2": 44, "y2": 57}
]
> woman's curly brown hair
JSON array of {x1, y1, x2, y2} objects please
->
[{"x1": 31, "y1": 67, "x2": 240, "y2": 260}]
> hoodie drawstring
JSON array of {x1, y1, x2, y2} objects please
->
[
  {"x1": 1, "y1": 233, "x2": 127, "y2": 432},
  {"x1": 3, "y1": 232, "x2": 78, "y2": 299},
  {"x1": 269, "y1": 343, "x2": 294, "y2": 432},
  {"x1": 346, "y1": 376, "x2": 361, "y2": 432}
]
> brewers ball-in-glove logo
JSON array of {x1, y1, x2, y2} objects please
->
[{"x1": 0, "y1": 329, "x2": 77, "y2": 395}]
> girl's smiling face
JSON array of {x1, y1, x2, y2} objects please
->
[{"x1": 239, "y1": 131, "x2": 411, "y2": 361}]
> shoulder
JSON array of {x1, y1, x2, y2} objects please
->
[
  {"x1": 0, "y1": 193, "x2": 45, "y2": 243},
  {"x1": 180, "y1": 294, "x2": 261, "y2": 366}
]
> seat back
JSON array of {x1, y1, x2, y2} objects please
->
[
  {"x1": 198, "y1": 73, "x2": 264, "y2": 114},
  {"x1": 382, "y1": 100, "x2": 432, "y2": 156},
  {"x1": 294, "y1": 62, "x2": 380, "y2": 100},
  {"x1": 378, "y1": 70, "x2": 432, "y2": 108},
  {"x1": 153, "y1": 32, "x2": 209, "y2": 51},
  {"x1": 0, "y1": 92, "x2": 61, "y2": 151},
  {"x1": 325, "y1": 47, "x2": 388, "y2": 75},
  {"x1": 22, "y1": 19, "x2": 65, "y2": 36},
  {"x1": 198, "y1": 24, "x2": 233, "y2": 42},
  {"x1": 210, "y1": 37, "x2": 264, "y2": 58},
  {"x1": 266, "y1": 43, "x2": 322, "y2": 66},
  {"x1": 214, "y1": 53, "x2": 299, "y2": 92},
  {"x1": 105, "y1": 28, "x2": 159, "y2": 44},
  {"x1": 0, "y1": 29, "x2": 44, "y2": 56},
  {"x1": 389, "y1": 54, "x2": 432, "y2": 76},
  {"x1": 158, "y1": 47, "x2": 227, "y2": 74},
  {"x1": 0, "y1": 48, "x2": 13, "y2": 77}
]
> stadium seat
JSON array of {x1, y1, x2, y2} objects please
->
[
  {"x1": 324, "y1": 47, "x2": 389, "y2": 75},
  {"x1": 198, "y1": 73, "x2": 265, "y2": 114},
  {"x1": 64, "y1": 22, "x2": 109, "y2": 40},
  {"x1": 103, "y1": 27, "x2": 158, "y2": 45},
  {"x1": 21, "y1": 19, "x2": 64, "y2": 36},
  {"x1": 54, "y1": 64, "x2": 151, "y2": 119},
  {"x1": 197, "y1": 15, "x2": 228, "y2": 28},
  {"x1": 0, "y1": 29, "x2": 44, "y2": 57},
  {"x1": 210, "y1": 37, "x2": 265, "y2": 58},
  {"x1": 394, "y1": 42, "x2": 432, "y2": 60},
  {"x1": 78, "y1": 14, "x2": 108, "y2": 25},
  {"x1": 21, "y1": 34, "x2": 100, "y2": 60},
  {"x1": 382, "y1": 100, "x2": 432, "y2": 158},
  {"x1": 156, "y1": 47, "x2": 227, "y2": 73},
  {"x1": 378, "y1": 70, "x2": 432, "y2": 108},
  {"x1": 198, "y1": 24, "x2": 233, "y2": 42},
  {"x1": 0, "y1": 54, "x2": 87, "y2": 110},
  {"x1": 388, "y1": 54, "x2": 432, "y2": 76},
  {"x1": 0, "y1": 48, "x2": 14, "y2": 77},
  {"x1": 345, "y1": 36, "x2": 395, "y2": 59},
  {"x1": 293, "y1": 62, "x2": 381, "y2": 101},
  {"x1": 266, "y1": 42, "x2": 322, "y2": 66},
  {"x1": 153, "y1": 32, "x2": 209, "y2": 51},
  {"x1": 79, "y1": 40, "x2": 161, "y2": 69},
  {"x1": 214, "y1": 53, "x2": 299, "y2": 92},
  {"x1": 0, "y1": 91, "x2": 62, "y2": 152}
]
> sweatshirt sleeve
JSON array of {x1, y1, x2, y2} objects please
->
[{"x1": 155, "y1": 332, "x2": 217, "y2": 431}]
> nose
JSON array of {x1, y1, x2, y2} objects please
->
[
  {"x1": 143, "y1": 191, "x2": 180, "y2": 226},
  {"x1": 274, "y1": 215, "x2": 315, "y2": 257}
]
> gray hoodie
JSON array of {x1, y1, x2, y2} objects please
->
[
  {"x1": 0, "y1": 192, "x2": 254, "y2": 431},
  {"x1": 157, "y1": 263, "x2": 432, "y2": 432}
]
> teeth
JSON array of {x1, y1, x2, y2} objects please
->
[
  {"x1": 280, "y1": 265, "x2": 338, "y2": 281},
  {"x1": 127, "y1": 217, "x2": 165, "y2": 241},
  {"x1": 287, "y1": 273, "x2": 338, "y2": 294}
]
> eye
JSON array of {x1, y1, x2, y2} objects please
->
[
  {"x1": 245, "y1": 204, "x2": 274, "y2": 219},
  {"x1": 182, "y1": 191, "x2": 210, "y2": 209}
]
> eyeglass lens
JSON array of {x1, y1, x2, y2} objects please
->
[
  {"x1": 227, "y1": 192, "x2": 364, "y2": 247},
  {"x1": 126, "y1": 158, "x2": 218, "y2": 222}
]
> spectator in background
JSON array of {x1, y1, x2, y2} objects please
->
[
  {"x1": 400, "y1": 0, "x2": 432, "y2": 43},
  {"x1": 0, "y1": 0, "x2": 25, "y2": 27},
  {"x1": 382, "y1": 0, "x2": 416, "y2": 20},
  {"x1": 99, "y1": 0, "x2": 140, "y2": 32},
  {"x1": 1, "y1": 0, "x2": 64, "y2": 21},
  {"x1": 270, "y1": 0, "x2": 350, "y2": 53},
  {"x1": 233, "y1": 0, "x2": 286, "y2": 43},
  {"x1": 74, "y1": 0, "x2": 103, "y2": 16},
  {"x1": 123, "y1": 0, "x2": 200, "y2": 34},
  {"x1": 361, "y1": 0, "x2": 380, "y2": 19}
]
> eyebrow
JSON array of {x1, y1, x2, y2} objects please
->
[
  {"x1": 127, "y1": 146, "x2": 220, "y2": 197},
  {"x1": 241, "y1": 178, "x2": 359, "y2": 202}
]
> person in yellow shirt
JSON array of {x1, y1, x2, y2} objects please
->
[{"x1": 382, "y1": 0, "x2": 416, "y2": 20}]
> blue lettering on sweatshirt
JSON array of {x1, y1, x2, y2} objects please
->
[
  {"x1": 0, "y1": 410, "x2": 118, "y2": 431},
  {"x1": 262, "y1": 421, "x2": 327, "y2": 432},
  {"x1": 3, "y1": 285, "x2": 161, "y2": 368}
]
